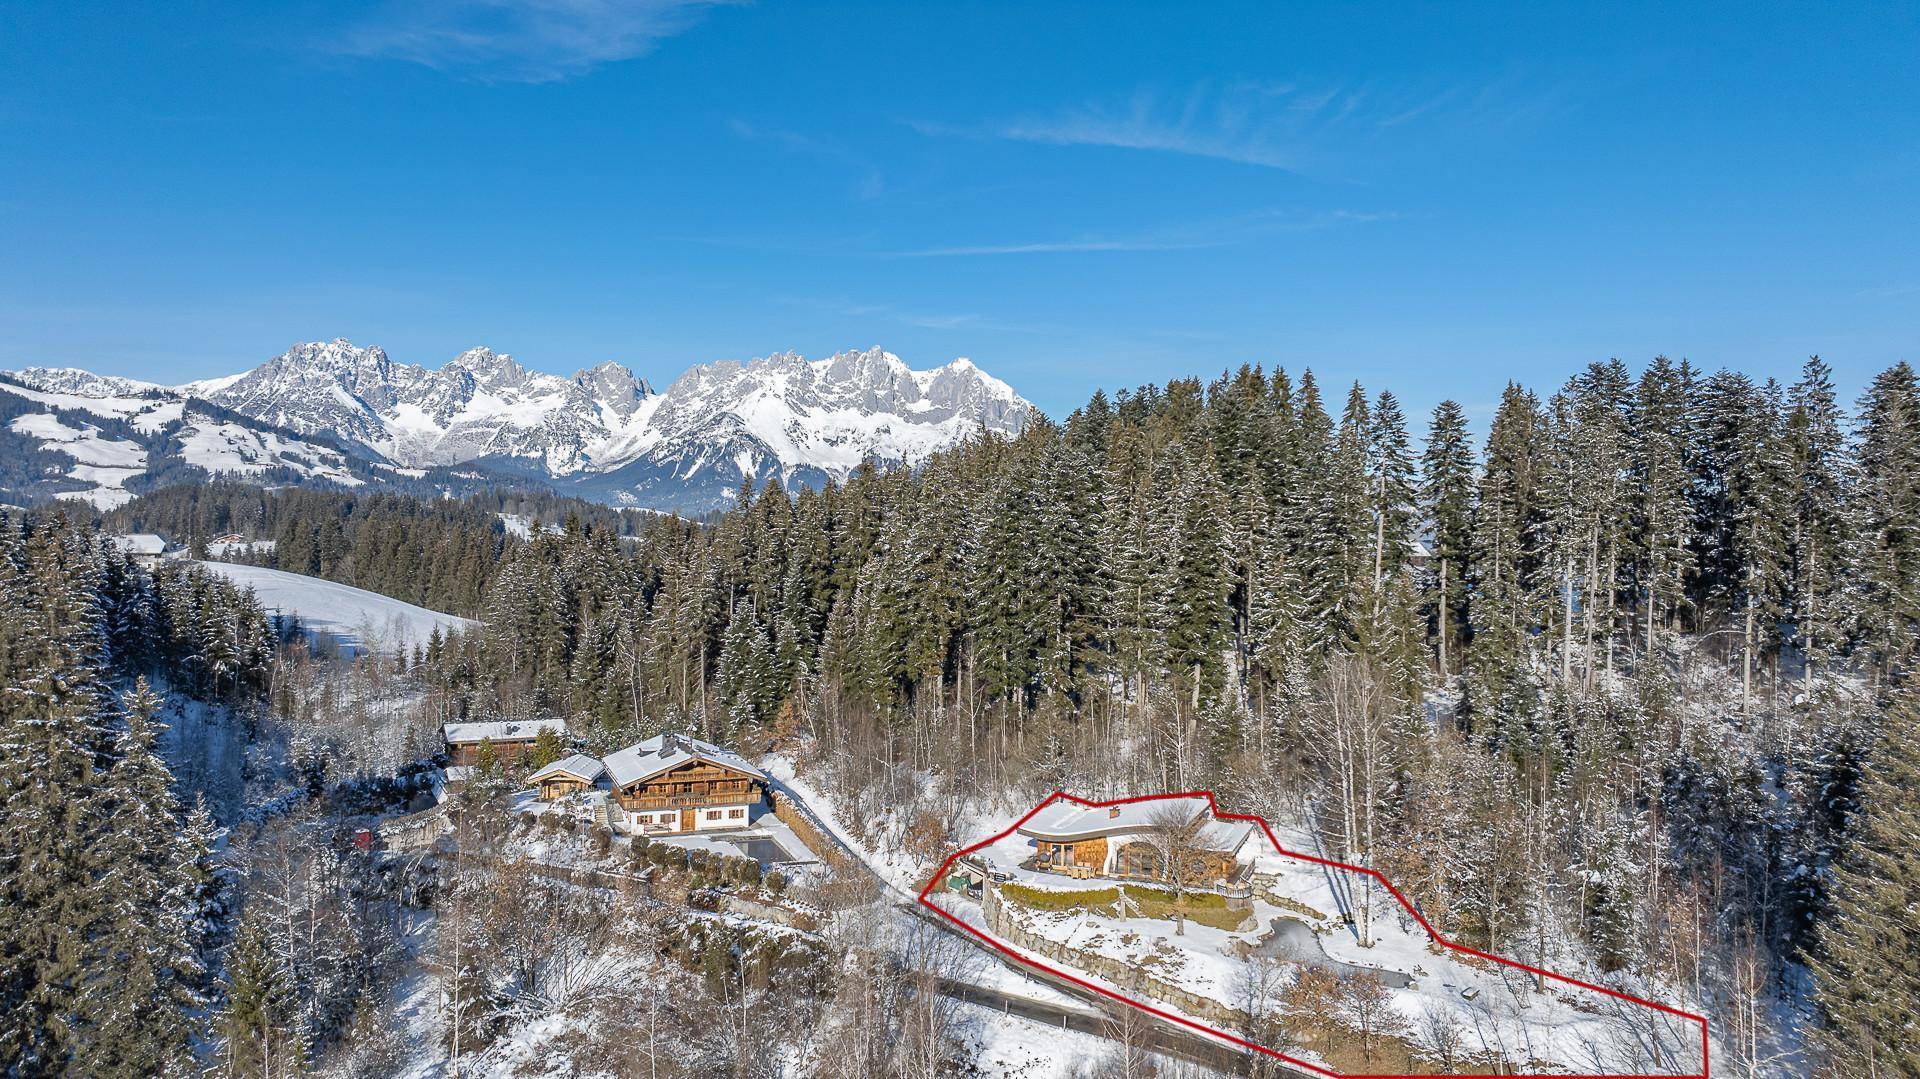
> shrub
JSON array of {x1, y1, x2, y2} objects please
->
[
  {"x1": 590, "y1": 826, "x2": 612, "y2": 856},
  {"x1": 540, "y1": 813, "x2": 562, "y2": 832},
  {"x1": 765, "y1": 870, "x2": 787, "y2": 896}
]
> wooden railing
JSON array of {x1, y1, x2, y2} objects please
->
[{"x1": 618, "y1": 791, "x2": 761, "y2": 811}]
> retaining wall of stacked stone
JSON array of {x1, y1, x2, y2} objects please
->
[{"x1": 982, "y1": 883, "x2": 1251, "y2": 1031}]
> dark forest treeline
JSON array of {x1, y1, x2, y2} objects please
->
[
  {"x1": 0, "y1": 510, "x2": 276, "y2": 1076},
  {"x1": 402, "y1": 354, "x2": 1915, "y2": 1073},
  {"x1": 105, "y1": 484, "x2": 661, "y2": 617},
  {"x1": 429, "y1": 356, "x2": 1903, "y2": 733}
]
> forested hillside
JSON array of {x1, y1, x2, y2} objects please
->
[
  {"x1": 0, "y1": 511, "x2": 275, "y2": 1073},
  {"x1": 103, "y1": 485, "x2": 658, "y2": 617},
  {"x1": 398, "y1": 354, "x2": 1913, "y2": 1073},
  {"x1": 9, "y1": 354, "x2": 1919, "y2": 1074}
]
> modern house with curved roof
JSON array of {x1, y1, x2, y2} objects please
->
[{"x1": 1016, "y1": 796, "x2": 1255, "y2": 884}]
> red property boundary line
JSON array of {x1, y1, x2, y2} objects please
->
[{"x1": 916, "y1": 790, "x2": 1710, "y2": 1079}]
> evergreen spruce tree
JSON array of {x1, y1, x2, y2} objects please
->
[
  {"x1": 529, "y1": 725, "x2": 564, "y2": 770},
  {"x1": 79, "y1": 679, "x2": 199, "y2": 1076},
  {"x1": 0, "y1": 519, "x2": 119, "y2": 1073},
  {"x1": 215, "y1": 914, "x2": 302, "y2": 1078},
  {"x1": 1420, "y1": 400, "x2": 1476, "y2": 675},
  {"x1": 1849, "y1": 363, "x2": 1920, "y2": 681},
  {"x1": 1628, "y1": 357, "x2": 1694, "y2": 653},
  {"x1": 1786, "y1": 356, "x2": 1850, "y2": 687},
  {"x1": 1466, "y1": 383, "x2": 1545, "y2": 724},
  {"x1": 1810, "y1": 691, "x2": 1920, "y2": 1076}
]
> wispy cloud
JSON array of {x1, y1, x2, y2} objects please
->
[
  {"x1": 910, "y1": 237, "x2": 1210, "y2": 257},
  {"x1": 727, "y1": 118, "x2": 887, "y2": 200},
  {"x1": 898, "y1": 208, "x2": 1394, "y2": 258},
  {"x1": 840, "y1": 304, "x2": 982, "y2": 330},
  {"x1": 825, "y1": 301, "x2": 1064, "y2": 337},
  {"x1": 973, "y1": 77, "x2": 1558, "y2": 173},
  {"x1": 336, "y1": 0, "x2": 733, "y2": 83}
]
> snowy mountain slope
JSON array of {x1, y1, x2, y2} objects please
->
[
  {"x1": 7, "y1": 410, "x2": 149, "y2": 509},
  {"x1": 174, "y1": 418, "x2": 364, "y2": 487},
  {"x1": 193, "y1": 561, "x2": 476, "y2": 655},
  {"x1": 1, "y1": 378, "x2": 185, "y2": 432},
  {"x1": 0, "y1": 379, "x2": 395, "y2": 507},
  {"x1": 7, "y1": 366, "x2": 170, "y2": 398},
  {"x1": 5, "y1": 340, "x2": 1035, "y2": 512}
]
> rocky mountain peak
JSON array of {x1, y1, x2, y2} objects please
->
[{"x1": 5, "y1": 341, "x2": 1035, "y2": 513}]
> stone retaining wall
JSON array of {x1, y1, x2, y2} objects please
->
[{"x1": 983, "y1": 883, "x2": 1251, "y2": 1031}]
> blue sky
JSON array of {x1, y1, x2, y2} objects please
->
[{"x1": 1, "y1": 2, "x2": 1915, "y2": 423}]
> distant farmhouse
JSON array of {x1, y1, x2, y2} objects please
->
[{"x1": 108, "y1": 533, "x2": 169, "y2": 569}]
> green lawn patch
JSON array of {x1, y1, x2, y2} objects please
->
[
  {"x1": 999, "y1": 880, "x2": 1252, "y2": 931},
  {"x1": 1121, "y1": 885, "x2": 1252, "y2": 931},
  {"x1": 999, "y1": 883, "x2": 1120, "y2": 911}
]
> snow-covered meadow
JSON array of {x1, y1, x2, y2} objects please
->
[{"x1": 193, "y1": 561, "x2": 477, "y2": 656}]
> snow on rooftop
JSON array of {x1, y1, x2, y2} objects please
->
[
  {"x1": 1016, "y1": 796, "x2": 1253, "y2": 854},
  {"x1": 110, "y1": 533, "x2": 167, "y2": 555},
  {"x1": 602, "y1": 731, "x2": 767, "y2": 790},
  {"x1": 528, "y1": 753, "x2": 605, "y2": 784},
  {"x1": 443, "y1": 717, "x2": 566, "y2": 744}
]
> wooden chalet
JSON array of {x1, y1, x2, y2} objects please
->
[
  {"x1": 1016, "y1": 798, "x2": 1255, "y2": 887},
  {"x1": 529, "y1": 753, "x2": 607, "y2": 801},
  {"x1": 602, "y1": 732, "x2": 768, "y2": 834},
  {"x1": 442, "y1": 718, "x2": 566, "y2": 767}
]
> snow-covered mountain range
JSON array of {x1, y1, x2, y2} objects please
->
[{"x1": 1, "y1": 341, "x2": 1032, "y2": 512}]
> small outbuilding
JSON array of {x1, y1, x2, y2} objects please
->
[{"x1": 529, "y1": 753, "x2": 607, "y2": 801}]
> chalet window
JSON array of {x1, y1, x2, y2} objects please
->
[{"x1": 729, "y1": 808, "x2": 744, "y2": 819}]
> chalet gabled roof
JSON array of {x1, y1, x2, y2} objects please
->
[
  {"x1": 111, "y1": 533, "x2": 167, "y2": 555},
  {"x1": 528, "y1": 753, "x2": 605, "y2": 785},
  {"x1": 443, "y1": 717, "x2": 566, "y2": 745},
  {"x1": 603, "y1": 732, "x2": 767, "y2": 791}
]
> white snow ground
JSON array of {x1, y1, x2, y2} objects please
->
[
  {"x1": 9, "y1": 411, "x2": 149, "y2": 509},
  {"x1": 948, "y1": 802, "x2": 1707, "y2": 1077},
  {"x1": 192, "y1": 561, "x2": 476, "y2": 656}
]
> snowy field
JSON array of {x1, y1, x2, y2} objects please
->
[
  {"x1": 8, "y1": 411, "x2": 148, "y2": 509},
  {"x1": 193, "y1": 561, "x2": 476, "y2": 656}
]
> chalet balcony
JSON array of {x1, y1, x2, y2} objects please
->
[{"x1": 618, "y1": 790, "x2": 762, "y2": 811}]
